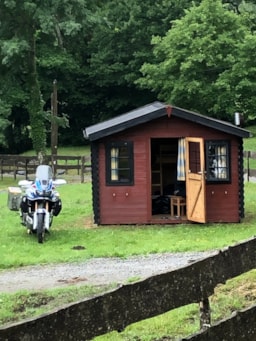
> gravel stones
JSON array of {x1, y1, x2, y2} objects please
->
[{"x1": 0, "y1": 251, "x2": 216, "y2": 293}]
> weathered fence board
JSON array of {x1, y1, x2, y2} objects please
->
[{"x1": 0, "y1": 237, "x2": 256, "y2": 341}]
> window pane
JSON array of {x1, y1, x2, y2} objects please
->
[
  {"x1": 111, "y1": 148, "x2": 119, "y2": 180},
  {"x1": 106, "y1": 142, "x2": 134, "y2": 185},
  {"x1": 119, "y1": 169, "x2": 130, "y2": 181},
  {"x1": 188, "y1": 141, "x2": 200, "y2": 173},
  {"x1": 206, "y1": 141, "x2": 230, "y2": 182}
]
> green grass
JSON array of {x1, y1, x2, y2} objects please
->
[
  {"x1": 94, "y1": 270, "x2": 256, "y2": 341},
  {"x1": 0, "y1": 181, "x2": 92, "y2": 268},
  {"x1": 1, "y1": 181, "x2": 256, "y2": 269},
  {"x1": 1, "y1": 142, "x2": 256, "y2": 339},
  {"x1": 244, "y1": 125, "x2": 256, "y2": 151},
  {"x1": 0, "y1": 284, "x2": 116, "y2": 326},
  {"x1": 19, "y1": 145, "x2": 91, "y2": 169},
  {"x1": 1, "y1": 180, "x2": 256, "y2": 339},
  {"x1": 244, "y1": 125, "x2": 256, "y2": 168},
  {"x1": 2, "y1": 269, "x2": 256, "y2": 340},
  {"x1": 20, "y1": 145, "x2": 90, "y2": 157}
]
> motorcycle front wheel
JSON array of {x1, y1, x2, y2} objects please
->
[{"x1": 37, "y1": 213, "x2": 45, "y2": 244}]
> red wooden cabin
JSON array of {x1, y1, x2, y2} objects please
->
[{"x1": 84, "y1": 102, "x2": 250, "y2": 225}]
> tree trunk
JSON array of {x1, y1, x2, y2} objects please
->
[{"x1": 26, "y1": 30, "x2": 46, "y2": 160}]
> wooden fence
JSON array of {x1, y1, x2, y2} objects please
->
[
  {"x1": 1, "y1": 150, "x2": 256, "y2": 183},
  {"x1": 244, "y1": 150, "x2": 256, "y2": 180},
  {"x1": 0, "y1": 236, "x2": 256, "y2": 340},
  {"x1": 0, "y1": 155, "x2": 91, "y2": 183}
]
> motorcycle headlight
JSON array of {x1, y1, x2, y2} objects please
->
[
  {"x1": 45, "y1": 190, "x2": 52, "y2": 197},
  {"x1": 36, "y1": 190, "x2": 51, "y2": 197}
]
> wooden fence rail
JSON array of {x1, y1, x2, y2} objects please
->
[
  {"x1": 1, "y1": 236, "x2": 256, "y2": 340},
  {"x1": 0, "y1": 155, "x2": 91, "y2": 183}
]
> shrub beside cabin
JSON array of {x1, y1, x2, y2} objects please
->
[{"x1": 84, "y1": 102, "x2": 250, "y2": 225}]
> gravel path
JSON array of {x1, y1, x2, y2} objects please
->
[{"x1": 0, "y1": 251, "x2": 217, "y2": 293}]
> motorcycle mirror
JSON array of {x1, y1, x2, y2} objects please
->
[
  {"x1": 18, "y1": 180, "x2": 33, "y2": 187},
  {"x1": 53, "y1": 179, "x2": 67, "y2": 186}
]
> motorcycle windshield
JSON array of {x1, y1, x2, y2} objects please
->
[
  {"x1": 36, "y1": 165, "x2": 53, "y2": 181},
  {"x1": 35, "y1": 165, "x2": 53, "y2": 194}
]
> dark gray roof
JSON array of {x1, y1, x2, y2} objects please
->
[{"x1": 83, "y1": 101, "x2": 251, "y2": 141}]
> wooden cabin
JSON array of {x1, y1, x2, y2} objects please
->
[{"x1": 83, "y1": 102, "x2": 250, "y2": 225}]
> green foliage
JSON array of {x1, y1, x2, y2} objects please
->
[
  {"x1": 215, "y1": 33, "x2": 256, "y2": 123},
  {"x1": 26, "y1": 71, "x2": 47, "y2": 156},
  {"x1": 86, "y1": 0, "x2": 200, "y2": 118},
  {"x1": 1, "y1": 0, "x2": 256, "y2": 152},
  {"x1": 1, "y1": 38, "x2": 29, "y2": 65},
  {"x1": 0, "y1": 0, "x2": 96, "y2": 152},
  {"x1": 0, "y1": 100, "x2": 11, "y2": 145},
  {"x1": 138, "y1": 0, "x2": 255, "y2": 122}
]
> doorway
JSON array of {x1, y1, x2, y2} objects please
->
[
  {"x1": 151, "y1": 138, "x2": 179, "y2": 215},
  {"x1": 150, "y1": 137, "x2": 206, "y2": 222}
]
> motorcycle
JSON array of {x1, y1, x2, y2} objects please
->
[{"x1": 18, "y1": 165, "x2": 66, "y2": 243}]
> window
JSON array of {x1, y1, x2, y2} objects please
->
[
  {"x1": 206, "y1": 140, "x2": 230, "y2": 182},
  {"x1": 106, "y1": 141, "x2": 134, "y2": 185}
]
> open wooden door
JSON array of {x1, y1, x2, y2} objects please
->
[{"x1": 185, "y1": 137, "x2": 206, "y2": 223}]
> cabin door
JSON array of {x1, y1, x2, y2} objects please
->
[{"x1": 185, "y1": 137, "x2": 206, "y2": 223}]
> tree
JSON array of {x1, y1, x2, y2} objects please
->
[
  {"x1": 0, "y1": 0, "x2": 94, "y2": 155},
  {"x1": 0, "y1": 100, "x2": 11, "y2": 147},
  {"x1": 86, "y1": 0, "x2": 201, "y2": 120},
  {"x1": 223, "y1": 0, "x2": 256, "y2": 14},
  {"x1": 1, "y1": 0, "x2": 205, "y2": 151},
  {"x1": 137, "y1": 0, "x2": 254, "y2": 122},
  {"x1": 214, "y1": 32, "x2": 256, "y2": 123}
]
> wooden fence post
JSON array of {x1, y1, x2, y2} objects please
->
[
  {"x1": 0, "y1": 159, "x2": 3, "y2": 180},
  {"x1": 247, "y1": 151, "x2": 250, "y2": 182},
  {"x1": 81, "y1": 156, "x2": 85, "y2": 183},
  {"x1": 199, "y1": 298, "x2": 211, "y2": 330},
  {"x1": 14, "y1": 159, "x2": 17, "y2": 180},
  {"x1": 25, "y1": 159, "x2": 28, "y2": 179}
]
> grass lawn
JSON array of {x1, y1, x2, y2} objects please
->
[
  {"x1": 20, "y1": 145, "x2": 90, "y2": 157},
  {"x1": 1, "y1": 179, "x2": 256, "y2": 340},
  {"x1": 1, "y1": 142, "x2": 256, "y2": 339},
  {"x1": 1, "y1": 180, "x2": 256, "y2": 268}
]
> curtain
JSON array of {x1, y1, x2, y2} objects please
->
[
  {"x1": 111, "y1": 147, "x2": 119, "y2": 180},
  {"x1": 177, "y1": 138, "x2": 186, "y2": 181}
]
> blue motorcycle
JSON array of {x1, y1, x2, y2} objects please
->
[{"x1": 19, "y1": 165, "x2": 66, "y2": 243}]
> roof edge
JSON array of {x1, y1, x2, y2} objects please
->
[{"x1": 83, "y1": 101, "x2": 251, "y2": 141}]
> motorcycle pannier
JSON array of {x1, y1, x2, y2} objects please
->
[{"x1": 7, "y1": 187, "x2": 22, "y2": 211}]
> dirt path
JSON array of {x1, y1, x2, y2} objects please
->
[{"x1": 0, "y1": 251, "x2": 217, "y2": 293}]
